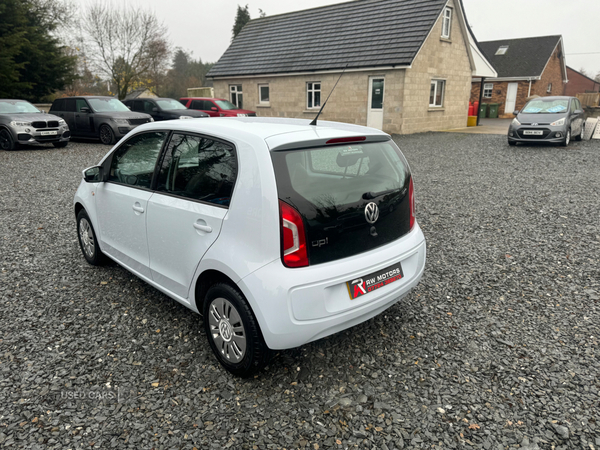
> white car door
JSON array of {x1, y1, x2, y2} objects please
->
[
  {"x1": 146, "y1": 133, "x2": 237, "y2": 298},
  {"x1": 95, "y1": 131, "x2": 168, "y2": 279}
]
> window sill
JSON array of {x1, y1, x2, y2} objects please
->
[
  {"x1": 428, "y1": 107, "x2": 445, "y2": 112},
  {"x1": 440, "y1": 37, "x2": 452, "y2": 43},
  {"x1": 303, "y1": 109, "x2": 321, "y2": 113},
  {"x1": 256, "y1": 103, "x2": 271, "y2": 108}
]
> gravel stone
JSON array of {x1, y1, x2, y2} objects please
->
[{"x1": 1, "y1": 134, "x2": 599, "y2": 448}]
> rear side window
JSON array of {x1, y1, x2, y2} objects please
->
[
  {"x1": 65, "y1": 99, "x2": 76, "y2": 112},
  {"x1": 190, "y1": 100, "x2": 204, "y2": 110},
  {"x1": 50, "y1": 99, "x2": 64, "y2": 111},
  {"x1": 156, "y1": 133, "x2": 237, "y2": 207},
  {"x1": 108, "y1": 132, "x2": 167, "y2": 189}
]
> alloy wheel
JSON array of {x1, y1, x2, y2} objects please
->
[
  {"x1": 0, "y1": 130, "x2": 12, "y2": 150},
  {"x1": 207, "y1": 297, "x2": 247, "y2": 362},
  {"x1": 79, "y1": 218, "x2": 95, "y2": 258}
]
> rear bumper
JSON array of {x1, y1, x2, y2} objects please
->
[{"x1": 238, "y1": 224, "x2": 426, "y2": 349}]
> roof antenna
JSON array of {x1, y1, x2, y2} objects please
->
[{"x1": 310, "y1": 64, "x2": 348, "y2": 126}]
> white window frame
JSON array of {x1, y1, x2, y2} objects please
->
[
  {"x1": 547, "y1": 83, "x2": 552, "y2": 94},
  {"x1": 230, "y1": 85, "x2": 243, "y2": 108},
  {"x1": 307, "y1": 82, "x2": 321, "y2": 109},
  {"x1": 483, "y1": 83, "x2": 493, "y2": 98},
  {"x1": 429, "y1": 79, "x2": 446, "y2": 108},
  {"x1": 258, "y1": 83, "x2": 270, "y2": 104},
  {"x1": 441, "y1": 7, "x2": 452, "y2": 39}
]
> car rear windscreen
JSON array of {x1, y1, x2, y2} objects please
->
[{"x1": 271, "y1": 140, "x2": 412, "y2": 265}]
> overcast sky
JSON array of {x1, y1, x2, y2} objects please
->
[{"x1": 80, "y1": 0, "x2": 600, "y2": 76}]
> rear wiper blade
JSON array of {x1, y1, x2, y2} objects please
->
[{"x1": 362, "y1": 187, "x2": 403, "y2": 200}]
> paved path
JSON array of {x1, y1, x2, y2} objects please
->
[{"x1": 443, "y1": 118, "x2": 511, "y2": 135}]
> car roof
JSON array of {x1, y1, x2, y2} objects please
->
[
  {"x1": 131, "y1": 117, "x2": 389, "y2": 151},
  {"x1": 0, "y1": 99, "x2": 33, "y2": 102},
  {"x1": 59, "y1": 96, "x2": 117, "y2": 100},
  {"x1": 181, "y1": 97, "x2": 225, "y2": 101}
]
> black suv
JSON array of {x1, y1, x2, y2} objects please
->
[
  {"x1": 49, "y1": 96, "x2": 153, "y2": 145},
  {"x1": 123, "y1": 97, "x2": 209, "y2": 121}
]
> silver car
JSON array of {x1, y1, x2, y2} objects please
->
[
  {"x1": 508, "y1": 96, "x2": 585, "y2": 147},
  {"x1": 0, "y1": 99, "x2": 70, "y2": 150}
]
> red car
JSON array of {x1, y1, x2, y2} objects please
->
[{"x1": 179, "y1": 97, "x2": 256, "y2": 117}]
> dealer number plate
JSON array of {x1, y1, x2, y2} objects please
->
[
  {"x1": 523, "y1": 130, "x2": 543, "y2": 136},
  {"x1": 41, "y1": 131, "x2": 58, "y2": 136},
  {"x1": 346, "y1": 262, "x2": 404, "y2": 300}
]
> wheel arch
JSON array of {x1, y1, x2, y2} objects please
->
[
  {"x1": 74, "y1": 202, "x2": 85, "y2": 217},
  {"x1": 194, "y1": 269, "x2": 238, "y2": 314}
]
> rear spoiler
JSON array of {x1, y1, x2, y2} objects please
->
[{"x1": 268, "y1": 133, "x2": 391, "y2": 152}]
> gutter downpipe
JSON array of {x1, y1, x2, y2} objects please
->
[
  {"x1": 528, "y1": 78, "x2": 532, "y2": 97},
  {"x1": 477, "y1": 77, "x2": 485, "y2": 126}
]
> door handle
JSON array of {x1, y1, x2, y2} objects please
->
[
  {"x1": 193, "y1": 221, "x2": 212, "y2": 233},
  {"x1": 132, "y1": 203, "x2": 145, "y2": 213}
]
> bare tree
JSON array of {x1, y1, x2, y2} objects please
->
[{"x1": 81, "y1": 2, "x2": 170, "y2": 99}]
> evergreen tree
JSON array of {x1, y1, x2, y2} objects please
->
[
  {"x1": 232, "y1": 5, "x2": 251, "y2": 41},
  {"x1": 0, "y1": 0, "x2": 77, "y2": 101}
]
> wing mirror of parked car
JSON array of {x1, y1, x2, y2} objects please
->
[
  {"x1": 82, "y1": 166, "x2": 104, "y2": 183},
  {"x1": 80, "y1": 107, "x2": 91, "y2": 113},
  {"x1": 513, "y1": 110, "x2": 520, "y2": 116},
  {"x1": 211, "y1": 107, "x2": 218, "y2": 111},
  {"x1": 574, "y1": 109, "x2": 583, "y2": 115}
]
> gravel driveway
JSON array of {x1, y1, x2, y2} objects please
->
[{"x1": 1, "y1": 134, "x2": 599, "y2": 449}]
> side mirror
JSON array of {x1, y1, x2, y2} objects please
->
[
  {"x1": 152, "y1": 107, "x2": 158, "y2": 112},
  {"x1": 126, "y1": 105, "x2": 132, "y2": 110},
  {"x1": 211, "y1": 107, "x2": 218, "y2": 111},
  {"x1": 80, "y1": 107, "x2": 91, "y2": 113},
  {"x1": 513, "y1": 110, "x2": 520, "y2": 116},
  {"x1": 574, "y1": 109, "x2": 583, "y2": 115},
  {"x1": 82, "y1": 166, "x2": 103, "y2": 183}
]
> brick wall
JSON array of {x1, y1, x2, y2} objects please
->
[
  {"x1": 470, "y1": 43, "x2": 567, "y2": 118},
  {"x1": 564, "y1": 67, "x2": 600, "y2": 96},
  {"x1": 533, "y1": 44, "x2": 565, "y2": 98}
]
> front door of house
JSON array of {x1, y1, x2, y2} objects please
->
[
  {"x1": 367, "y1": 77, "x2": 385, "y2": 130},
  {"x1": 505, "y1": 82, "x2": 519, "y2": 114}
]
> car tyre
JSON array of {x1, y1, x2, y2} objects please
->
[
  {"x1": 99, "y1": 124, "x2": 115, "y2": 145},
  {"x1": 508, "y1": 140, "x2": 516, "y2": 146},
  {"x1": 561, "y1": 129, "x2": 571, "y2": 147},
  {"x1": 53, "y1": 141, "x2": 68, "y2": 148},
  {"x1": 76, "y1": 209, "x2": 106, "y2": 266},
  {"x1": 203, "y1": 283, "x2": 270, "y2": 377},
  {"x1": 574, "y1": 128, "x2": 583, "y2": 141},
  {"x1": 0, "y1": 129, "x2": 16, "y2": 151}
]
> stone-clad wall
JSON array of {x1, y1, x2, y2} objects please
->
[
  {"x1": 401, "y1": 0, "x2": 472, "y2": 134},
  {"x1": 213, "y1": 70, "x2": 406, "y2": 131}
]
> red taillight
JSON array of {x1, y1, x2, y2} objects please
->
[
  {"x1": 326, "y1": 136, "x2": 367, "y2": 145},
  {"x1": 280, "y1": 200, "x2": 308, "y2": 268},
  {"x1": 409, "y1": 177, "x2": 415, "y2": 229}
]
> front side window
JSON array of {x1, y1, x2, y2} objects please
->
[
  {"x1": 430, "y1": 80, "x2": 445, "y2": 107},
  {"x1": 307, "y1": 82, "x2": 321, "y2": 109},
  {"x1": 88, "y1": 98, "x2": 130, "y2": 112},
  {"x1": 259, "y1": 84, "x2": 270, "y2": 104},
  {"x1": 156, "y1": 133, "x2": 237, "y2": 206},
  {"x1": 142, "y1": 100, "x2": 156, "y2": 114},
  {"x1": 108, "y1": 132, "x2": 167, "y2": 189},
  {"x1": 441, "y1": 7, "x2": 452, "y2": 39},
  {"x1": 76, "y1": 99, "x2": 90, "y2": 113},
  {"x1": 483, "y1": 83, "x2": 493, "y2": 98},
  {"x1": 230, "y1": 85, "x2": 243, "y2": 108}
]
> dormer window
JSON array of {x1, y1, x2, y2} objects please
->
[
  {"x1": 441, "y1": 7, "x2": 452, "y2": 39},
  {"x1": 495, "y1": 45, "x2": 509, "y2": 55}
]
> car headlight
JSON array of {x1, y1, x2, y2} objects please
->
[
  {"x1": 149, "y1": 117, "x2": 154, "y2": 122},
  {"x1": 10, "y1": 121, "x2": 32, "y2": 127},
  {"x1": 111, "y1": 118, "x2": 129, "y2": 125},
  {"x1": 179, "y1": 116, "x2": 193, "y2": 120},
  {"x1": 551, "y1": 118, "x2": 565, "y2": 126},
  {"x1": 58, "y1": 119, "x2": 67, "y2": 126},
  {"x1": 511, "y1": 118, "x2": 521, "y2": 127}
]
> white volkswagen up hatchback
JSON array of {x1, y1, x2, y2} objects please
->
[{"x1": 74, "y1": 118, "x2": 426, "y2": 376}]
